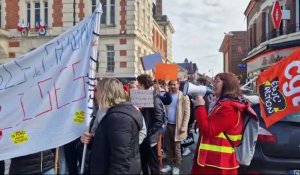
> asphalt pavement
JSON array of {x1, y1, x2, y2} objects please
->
[{"x1": 162, "y1": 131, "x2": 199, "y2": 174}]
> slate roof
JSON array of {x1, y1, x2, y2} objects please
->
[{"x1": 177, "y1": 61, "x2": 198, "y2": 74}]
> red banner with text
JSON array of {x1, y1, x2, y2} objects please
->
[{"x1": 257, "y1": 49, "x2": 300, "y2": 127}]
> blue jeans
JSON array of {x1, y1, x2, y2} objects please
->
[{"x1": 43, "y1": 168, "x2": 55, "y2": 175}]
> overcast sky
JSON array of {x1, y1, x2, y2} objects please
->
[{"x1": 163, "y1": 0, "x2": 250, "y2": 77}]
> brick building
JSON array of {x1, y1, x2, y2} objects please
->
[
  {"x1": 219, "y1": 31, "x2": 248, "y2": 84},
  {"x1": 0, "y1": 0, "x2": 174, "y2": 82},
  {"x1": 243, "y1": 0, "x2": 300, "y2": 90}
]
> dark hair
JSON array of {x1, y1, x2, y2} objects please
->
[
  {"x1": 168, "y1": 79, "x2": 180, "y2": 85},
  {"x1": 137, "y1": 74, "x2": 153, "y2": 89},
  {"x1": 215, "y1": 72, "x2": 241, "y2": 99},
  {"x1": 153, "y1": 79, "x2": 166, "y2": 86}
]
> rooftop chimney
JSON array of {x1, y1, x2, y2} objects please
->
[{"x1": 156, "y1": 0, "x2": 162, "y2": 16}]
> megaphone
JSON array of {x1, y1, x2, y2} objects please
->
[{"x1": 183, "y1": 81, "x2": 213, "y2": 96}]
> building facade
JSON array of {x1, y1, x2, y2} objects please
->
[
  {"x1": 177, "y1": 58, "x2": 198, "y2": 82},
  {"x1": 0, "y1": 0, "x2": 174, "y2": 82},
  {"x1": 219, "y1": 31, "x2": 248, "y2": 84},
  {"x1": 244, "y1": 0, "x2": 300, "y2": 90}
]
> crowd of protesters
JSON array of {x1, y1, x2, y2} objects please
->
[{"x1": 0, "y1": 72, "x2": 254, "y2": 175}]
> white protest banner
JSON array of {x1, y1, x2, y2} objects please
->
[
  {"x1": 130, "y1": 89, "x2": 154, "y2": 108},
  {"x1": 0, "y1": 8, "x2": 101, "y2": 160}
]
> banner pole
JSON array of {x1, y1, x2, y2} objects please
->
[
  {"x1": 54, "y1": 148, "x2": 59, "y2": 175},
  {"x1": 80, "y1": 3, "x2": 102, "y2": 174}
]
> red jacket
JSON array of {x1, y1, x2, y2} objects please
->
[{"x1": 194, "y1": 100, "x2": 247, "y2": 170}]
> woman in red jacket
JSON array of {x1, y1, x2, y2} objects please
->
[{"x1": 191, "y1": 72, "x2": 246, "y2": 175}]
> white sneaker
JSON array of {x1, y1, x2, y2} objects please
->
[
  {"x1": 172, "y1": 167, "x2": 180, "y2": 175},
  {"x1": 160, "y1": 165, "x2": 172, "y2": 173},
  {"x1": 182, "y1": 147, "x2": 191, "y2": 156}
]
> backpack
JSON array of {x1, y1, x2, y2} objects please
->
[{"x1": 224, "y1": 101, "x2": 259, "y2": 166}]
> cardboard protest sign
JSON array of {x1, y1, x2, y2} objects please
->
[
  {"x1": 257, "y1": 48, "x2": 300, "y2": 127},
  {"x1": 141, "y1": 52, "x2": 162, "y2": 70},
  {"x1": 155, "y1": 63, "x2": 178, "y2": 81},
  {"x1": 130, "y1": 89, "x2": 154, "y2": 108}
]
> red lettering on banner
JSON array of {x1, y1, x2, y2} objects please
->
[
  {"x1": 54, "y1": 67, "x2": 70, "y2": 109},
  {"x1": 36, "y1": 78, "x2": 53, "y2": 117},
  {"x1": 0, "y1": 61, "x2": 87, "y2": 130}
]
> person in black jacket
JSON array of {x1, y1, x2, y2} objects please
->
[
  {"x1": 0, "y1": 160, "x2": 4, "y2": 175},
  {"x1": 9, "y1": 150, "x2": 55, "y2": 174},
  {"x1": 80, "y1": 78, "x2": 143, "y2": 175},
  {"x1": 137, "y1": 74, "x2": 164, "y2": 175}
]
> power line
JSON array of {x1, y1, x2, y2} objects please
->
[{"x1": 191, "y1": 54, "x2": 219, "y2": 59}]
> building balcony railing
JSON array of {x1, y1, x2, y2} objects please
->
[{"x1": 248, "y1": 23, "x2": 300, "y2": 52}]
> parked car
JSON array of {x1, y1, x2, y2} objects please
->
[{"x1": 240, "y1": 95, "x2": 300, "y2": 174}]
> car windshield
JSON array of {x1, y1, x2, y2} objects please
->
[{"x1": 280, "y1": 112, "x2": 300, "y2": 123}]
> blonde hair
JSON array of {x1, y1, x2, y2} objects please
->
[{"x1": 96, "y1": 78, "x2": 129, "y2": 108}]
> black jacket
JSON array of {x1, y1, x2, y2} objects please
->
[
  {"x1": 158, "y1": 91, "x2": 172, "y2": 105},
  {"x1": 89, "y1": 102, "x2": 143, "y2": 175},
  {"x1": 0, "y1": 160, "x2": 4, "y2": 175},
  {"x1": 9, "y1": 150, "x2": 54, "y2": 174},
  {"x1": 140, "y1": 96, "x2": 164, "y2": 144}
]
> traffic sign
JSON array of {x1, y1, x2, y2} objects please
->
[{"x1": 271, "y1": 1, "x2": 282, "y2": 29}]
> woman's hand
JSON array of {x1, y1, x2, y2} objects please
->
[
  {"x1": 80, "y1": 131, "x2": 93, "y2": 144},
  {"x1": 193, "y1": 95, "x2": 205, "y2": 106}
]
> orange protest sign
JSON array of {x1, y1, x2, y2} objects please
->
[
  {"x1": 257, "y1": 48, "x2": 300, "y2": 127},
  {"x1": 155, "y1": 64, "x2": 178, "y2": 81}
]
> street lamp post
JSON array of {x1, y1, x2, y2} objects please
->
[{"x1": 208, "y1": 69, "x2": 214, "y2": 79}]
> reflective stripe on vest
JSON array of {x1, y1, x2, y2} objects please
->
[
  {"x1": 200, "y1": 143, "x2": 235, "y2": 153},
  {"x1": 216, "y1": 133, "x2": 242, "y2": 141}
]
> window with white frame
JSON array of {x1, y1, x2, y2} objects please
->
[
  {"x1": 92, "y1": 0, "x2": 101, "y2": 12},
  {"x1": 110, "y1": 0, "x2": 115, "y2": 25},
  {"x1": 25, "y1": 0, "x2": 49, "y2": 28},
  {"x1": 106, "y1": 45, "x2": 115, "y2": 72},
  {"x1": 98, "y1": 0, "x2": 115, "y2": 25},
  {"x1": 44, "y1": 2, "x2": 48, "y2": 25},
  {"x1": 92, "y1": 0, "x2": 97, "y2": 12},
  {"x1": 35, "y1": 2, "x2": 40, "y2": 26},
  {"x1": 27, "y1": 3, "x2": 31, "y2": 27},
  {"x1": 100, "y1": 0, "x2": 106, "y2": 24}
]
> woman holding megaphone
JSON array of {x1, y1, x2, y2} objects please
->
[{"x1": 191, "y1": 72, "x2": 246, "y2": 175}]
